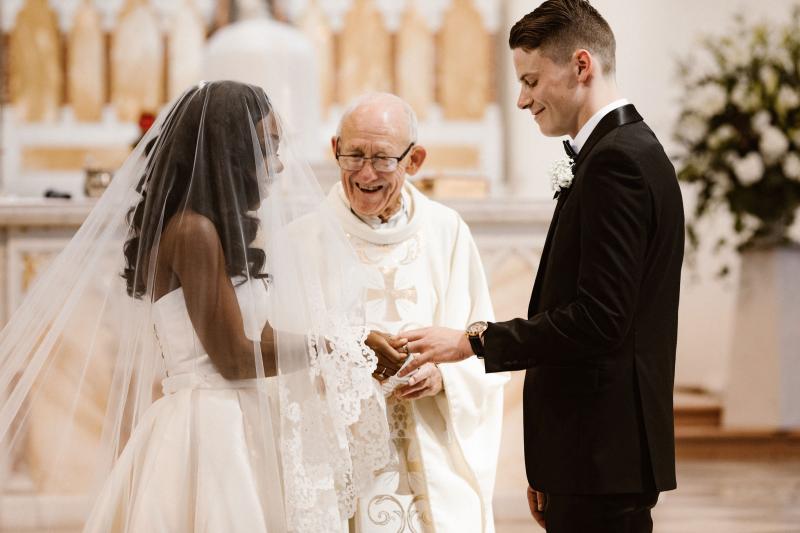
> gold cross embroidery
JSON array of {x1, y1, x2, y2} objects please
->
[{"x1": 366, "y1": 267, "x2": 418, "y2": 322}]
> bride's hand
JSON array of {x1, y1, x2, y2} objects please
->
[{"x1": 365, "y1": 330, "x2": 407, "y2": 381}]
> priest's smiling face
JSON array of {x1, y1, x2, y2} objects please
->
[{"x1": 333, "y1": 96, "x2": 426, "y2": 221}]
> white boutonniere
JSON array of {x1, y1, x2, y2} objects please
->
[{"x1": 549, "y1": 155, "x2": 575, "y2": 198}]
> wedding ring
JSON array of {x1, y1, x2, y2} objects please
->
[{"x1": 400, "y1": 343, "x2": 409, "y2": 354}]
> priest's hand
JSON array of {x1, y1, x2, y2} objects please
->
[
  {"x1": 366, "y1": 330, "x2": 407, "y2": 381},
  {"x1": 394, "y1": 363, "x2": 443, "y2": 400},
  {"x1": 397, "y1": 327, "x2": 472, "y2": 377}
]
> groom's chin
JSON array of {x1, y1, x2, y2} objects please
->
[{"x1": 537, "y1": 126, "x2": 562, "y2": 138}]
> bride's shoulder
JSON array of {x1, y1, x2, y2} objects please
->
[
  {"x1": 164, "y1": 211, "x2": 219, "y2": 243},
  {"x1": 161, "y1": 211, "x2": 224, "y2": 265}
]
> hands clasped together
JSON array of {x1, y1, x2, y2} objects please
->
[{"x1": 364, "y1": 330, "x2": 445, "y2": 400}]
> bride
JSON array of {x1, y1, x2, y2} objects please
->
[{"x1": 0, "y1": 81, "x2": 402, "y2": 532}]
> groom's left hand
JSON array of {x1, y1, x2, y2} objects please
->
[{"x1": 397, "y1": 327, "x2": 472, "y2": 377}]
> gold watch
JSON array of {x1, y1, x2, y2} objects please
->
[{"x1": 466, "y1": 321, "x2": 488, "y2": 358}]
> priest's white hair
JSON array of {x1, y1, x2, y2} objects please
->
[{"x1": 336, "y1": 92, "x2": 418, "y2": 143}]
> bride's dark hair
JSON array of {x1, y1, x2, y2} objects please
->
[{"x1": 123, "y1": 81, "x2": 272, "y2": 298}]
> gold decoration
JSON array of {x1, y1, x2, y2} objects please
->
[
  {"x1": 396, "y1": 6, "x2": 434, "y2": 120},
  {"x1": 21, "y1": 146, "x2": 129, "y2": 172},
  {"x1": 337, "y1": 0, "x2": 393, "y2": 104},
  {"x1": 69, "y1": 0, "x2": 105, "y2": 121},
  {"x1": 111, "y1": 0, "x2": 163, "y2": 121},
  {"x1": 439, "y1": 0, "x2": 490, "y2": 119},
  {"x1": 21, "y1": 251, "x2": 58, "y2": 291},
  {"x1": 9, "y1": 0, "x2": 62, "y2": 122},
  {"x1": 167, "y1": 0, "x2": 205, "y2": 100},
  {"x1": 299, "y1": 0, "x2": 335, "y2": 115}
]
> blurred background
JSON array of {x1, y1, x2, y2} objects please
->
[{"x1": 0, "y1": 0, "x2": 799, "y2": 531}]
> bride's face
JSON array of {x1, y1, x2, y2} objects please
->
[
  {"x1": 513, "y1": 47, "x2": 582, "y2": 138},
  {"x1": 254, "y1": 114, "x2": 283, "y2": 203},
  {"x1": 257, "y1": 115, "x2": 283, "y2": 174}
]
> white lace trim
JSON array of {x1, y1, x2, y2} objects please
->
[{"x1": 279, "y1": 323, "x2": 392, "y2": 532}]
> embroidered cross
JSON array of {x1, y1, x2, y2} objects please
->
[{"x1": 366, "y1": 267, "x2": 417, "y2": 322}]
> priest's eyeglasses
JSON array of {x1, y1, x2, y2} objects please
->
[{"x1": 335, "y1": 141, "x2": 415, "y2": 173}]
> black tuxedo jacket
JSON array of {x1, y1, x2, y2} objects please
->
[{"x1": 483, "y1": 105, "x2": 684, "y2": 495}]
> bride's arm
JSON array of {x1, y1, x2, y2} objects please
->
[{"x1": 168, "y1": 212, "x2": 276, "y2": 379}]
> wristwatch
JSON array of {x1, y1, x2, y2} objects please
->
[{"x1": 466, "y1": 321, "x2": 489, "y2": 358}]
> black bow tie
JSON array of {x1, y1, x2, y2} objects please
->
[{"x1": 562, "y1": 140, "x2": 577, "y2": 160}]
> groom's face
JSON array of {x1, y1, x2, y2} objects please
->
[{"x1": 513, "y1": 47, "x2": 581, "y2": 137}]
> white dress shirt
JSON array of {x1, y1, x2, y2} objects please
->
[{"x1": 569, "y1": 98, "x2": 630, "y2": 154}]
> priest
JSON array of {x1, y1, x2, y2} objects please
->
[{"x1": 328, "y1": 93, "x2": 508, "y2": 533}]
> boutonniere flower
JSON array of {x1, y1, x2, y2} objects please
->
[{"x1": 549, "y1": 155, "x2": 575, "y2": 198}]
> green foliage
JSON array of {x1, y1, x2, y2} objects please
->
[{"x1": 675, "y1": 7, "x2": 800, "y2": 253}]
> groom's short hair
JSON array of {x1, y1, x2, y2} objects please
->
[{"x1": 509, "y1": 0, "x2": 616, "y2": 76}]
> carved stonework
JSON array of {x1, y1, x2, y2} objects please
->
[
  {"x1": 337, "y1": 0, "x2": 393, "y2": 104},
  {"x1": 299, "y1": 0, "x2": 335, "y2": 115},
  {"x1": 166, "y1": 0, "x2": 205, "y2": 100},
  {"x1": 439, "y1": 0, "x2": 491, "y2": 119},
  {"x1": 396, "y1": 5, "x2": 434, "y2": 120},
  {"x1": 9, "y1": 0, "x2": 63, "y2": 122},
  {"x1": 111, "y1": 0, "x2": 163, "y2": 121},
  {"x1": 20, "y1": 251, "x2": 57, "y2": 292},
  {"x1": 68, "y1": 0, "x2": 105, "y2": 121}
]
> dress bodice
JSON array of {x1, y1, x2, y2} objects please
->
[{"x1": 152, "y1": 278, "x2": 270, "y2": 391}]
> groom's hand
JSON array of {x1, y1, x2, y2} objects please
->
[
  {"x1": 527, "y1": 486, "x2": 546, "y2": 529},
  {"x1": 397, "y1": 327, "x2": 472, "y2": 377},
  {"x1": 366, "y1": 330, "x2": 407, "y2": 381}
]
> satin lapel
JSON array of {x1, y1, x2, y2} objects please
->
[
  {"x1": 572, "y1": 104, "x2": 642, "y2": 170},
  {"x1": 527, "y1": 186, "x2": 573, "y2": 318},
  {"x1": 526, "y1": 105, "x2": 642, "y2": 318}
]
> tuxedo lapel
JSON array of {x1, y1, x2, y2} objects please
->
[
  {"x1": 527, "y1": 187, "x2": 572, "y2": 317},
  {"x1": 573, "y1": 104, "x2": 642, "y2": 169},
  {"x1": 526, "y1": 104, "x2": 642, "y2": 318}
]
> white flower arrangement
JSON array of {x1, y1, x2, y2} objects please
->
[
  {"x1": 675, "y1": 9, "x2": 800, "y2": 252},
  {"x1": 549, "y1": 155, "x2": 575, "y2": 196}
]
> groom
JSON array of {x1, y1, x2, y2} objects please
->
[{"x1": 398, "y1": 1, "x2": 684, "y2": 531}]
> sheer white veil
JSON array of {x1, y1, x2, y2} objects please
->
[{"x1": 0, "y1": 80, "x2": 390, "y2": 532}]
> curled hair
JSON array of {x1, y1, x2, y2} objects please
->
[
  {"x1": 122, "y1": 81, "x2": 272, "y2": 298},
  {"x1": 509, "y1": 0, "x2": 616, "y2": 75}
]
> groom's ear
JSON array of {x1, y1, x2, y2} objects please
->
[{"x1": 574, "y1": 49, "x2": 594, "y2": 82}]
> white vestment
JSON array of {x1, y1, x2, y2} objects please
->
[{"x1": 328, "y1": 182, "x2": 509, "y2": 533}]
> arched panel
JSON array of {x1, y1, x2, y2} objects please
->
[
  {"x1": 9, "y1": 0, "x2": 62, "y2": 122},
  {"x1": 68, "y1": 0, "x2": 105, "y2": 121},
  {"x1": 439, "y1": 0, "x2": 490, "y2": 119},
  {"x1": 337, "y1": 0, "x2": 393, "y2": 104},
  {"x1": 396, "y1": 4, "x2": 434, "y2": 120},
  {"x1": 111, "y1": 0, "x2": 163, "y2": 121},
  {"x1": 299, "y1": 0, "x2": 335, "y2": 115},
  {"x1": 167, "y1": 0, "x2": 205, "y2": 100}
]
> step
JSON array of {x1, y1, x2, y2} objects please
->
[
  {"x1": 675, "y1": 427, "x2": 800, "y2": 460},
  {"x1": 673, "y1": 389, "x2": 722, "y2": 428}
]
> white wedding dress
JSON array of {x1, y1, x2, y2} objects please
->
[{"x1": 83, "y1": 278, "x2": 287, "y2": 532}]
